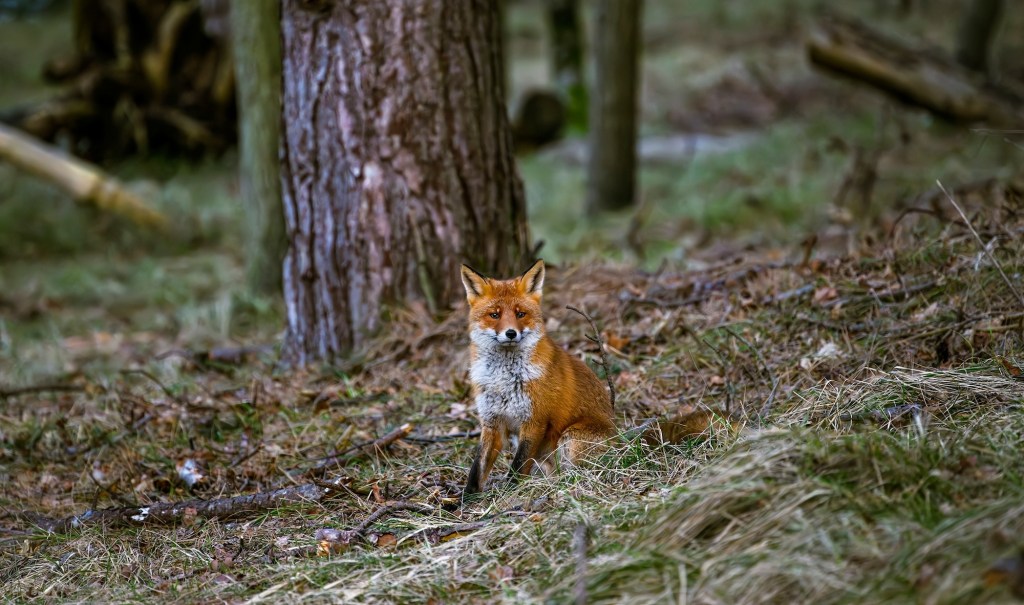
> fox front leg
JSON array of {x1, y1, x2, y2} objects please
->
[
  {"x1": 465, "y1": 425, "x2": 503, "y2": 495},
  {"x1": 508, "y1": 422, "x2": 546, "y2": 480}
]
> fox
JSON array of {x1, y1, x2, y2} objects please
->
[{"x1": 460, "y1": 259, "x2": 615, "y2": 495}]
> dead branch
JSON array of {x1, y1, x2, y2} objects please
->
[
  {"x1": 311, "y1": 423, "x2": 414, "y2": 472},
  {"x1": 822, "y1": 280, "x2": 937, "y2": 308},
  {"x1": 566, "y1": 305, "x2": 616, "y2": 409},
  {"x1": 310, "y1": 501, "x2": 435, "y2": 556},
  {"x1": 21, "y1": 479, "x2": 352, "y2": 534},
  {"x1": 807, "y1": 14, "x2": 1024, "y2": 126},
  {"x1": 64, "y1": 412, "x2": 155, "y2": 458},
  {"x1": 0, "y1": 124, "x2": 167, "y2": 229}
]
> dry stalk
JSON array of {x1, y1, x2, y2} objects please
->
[
  {"x1": 937, "y1": 179, "x2": 1024, "y2": 308},
  {"x1": 566, "y1": 305, "x2": 616, "y2": 409}
]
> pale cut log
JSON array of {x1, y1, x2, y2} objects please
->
[{"x1": 0, "y1": 123, "x2": 167, "y2": 229}]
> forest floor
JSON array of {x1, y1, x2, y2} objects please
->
[{"x1": 3, "y1": 1, "x2": 1024, "y2": 603}]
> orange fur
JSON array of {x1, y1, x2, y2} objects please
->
[{"x1": 460, "y1": 260, "x2": 614, "y2": 495}]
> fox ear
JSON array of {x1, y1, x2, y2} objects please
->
[
  {"x1": 460, "y1": 264, "x2": 488, "y2": 301},
  {"x1": 519, "y1": 259, "x2": 545, "y2": 296}
]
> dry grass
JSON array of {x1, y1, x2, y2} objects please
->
[{"x1": 2, "y1": 181, "x2": 1023, "y2": 603}]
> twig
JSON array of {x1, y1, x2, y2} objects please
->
[
  {"x1": 312, "y1": 501, "x2": 435, "y2": 555},
  {"x1": 351, "y1": 501, "x2": 432, "y2": 537},
  {"x1": 119, "y1": 368, "x2": 183, "y2": 403},
  {"x1": 723, "y1": 327, "x2": 779, "y2": 421},
  {"x1": 311, "y1": 423, "x2": 414, "y2": 471},
  {"x1": 938, "y1": 179, "x2": 1024, "y2": 309},
  {"x1": 404, "y1": 430, "x2": 481, "y2": 444},
  {"x1": 574, "y1": 521, "x2": 590, "y2": 605},
  {"x1": 821, "y1": 280, "x2": 937, "y2": 308},
  {"x1": 64, "y1": 412, "x2": 155, "y2": 458},
  {"x1": 566, "y1": 305, "x2": 616, "y2": 409}
]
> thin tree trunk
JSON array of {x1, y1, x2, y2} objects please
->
[
  {"x1": 548, "y1": 0, "x2": 587, "y2": 130},
  {"x1": 956, "y1": 0, "x2": 1003, "y2": 74},
  {"x1": 231, "y1": 0, "x2": 286, "y2": 294},
  {"x1": 586, "y1": 0, "x2": 642, "y2": 213},
  {"x1": 280, "y1": 0, "x2": 530, "y2": 364}
]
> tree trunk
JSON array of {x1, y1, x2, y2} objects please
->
[
  {"x1": 231, "y1": 0, "x2": 286, "y2": 294},
  {"x1": 586, "y1": 0, "x2": 642, "y2": 213},
  {"x1": 547, "y1": 0, "x2": 587, "y2": 131},
  {"x1": 956, "y1": 0, "x2": 1003, "y2": 74},
  {"x1": 280, "y1": 0, "x2": 530, "y2": 364}
]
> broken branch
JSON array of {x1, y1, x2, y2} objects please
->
[{"x1": 0, "y1": 123, "x2": 167, "y2": 229}]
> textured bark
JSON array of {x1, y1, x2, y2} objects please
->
[
  {"x1": 232, "y1": 0, "x2": 286, "y2": 293},
  {"x1": 281, "y1": 0, "x2": 529, "y2": 364},
  {"x1": 586, "y1": 0, "x2": 642, "y2": 213},
  {"x1": 956, "y1": 0, "x2": 1003, "y2": 74},
  {"x1": 547, "y1": 0, "x2": 587, "y2": 130}
]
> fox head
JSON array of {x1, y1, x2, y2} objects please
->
[{"x1": 460, "y1": 260, "x2": 545, "y2": 349}]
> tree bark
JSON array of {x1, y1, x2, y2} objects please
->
[
  {"x1": 231, "y1": 0, "x2": 286, "y2": 294},
  {"x1": 586, "y1": 0, "x2": 642, "y2": 213},
  {"x1": 956, "y1": 0, "x2": 1003, "y2": 74},
  {"x1": 280, "y1": 0, "x2": 530, "y2": 364},
  {"x1": 547, "y1": 0, "x2": 587, "y2": 131}
]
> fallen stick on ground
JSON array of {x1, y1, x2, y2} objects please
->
[
  {"x1": 0, "y1": 123, "x2": 167, "y2": 229},
  {"x1": 20, "y1": 479, "x2": 351, "y2": 534},
  {"x1": 310, "y1": 422, "x2": 414, "y2": 472}
]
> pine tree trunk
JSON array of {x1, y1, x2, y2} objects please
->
[
  {"x1": 548, "y1": 0, "x2": 587, "y2": 131},
  {"x1": 586, "y1": 0, "x2": 642, "y2": 213},
  {"x1": 231, "y1": 0, "x2": 286, "y2": 294},
  {"x1": 956, "y1": 0, "x2": 1003, "y2": 74},
  {"x1": 280, "y1": 0, "x2": 530, "y2": 365}
]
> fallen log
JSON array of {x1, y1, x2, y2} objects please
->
[
  {"x1": 807, "y1": 14, "x2": 1024, "y2": 126},
  {"x1": 0, "y1": 123, "x2": 167, "y2": 229}
]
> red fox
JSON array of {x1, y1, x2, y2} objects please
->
[{"x1": 460, "y1": 260, "x2": 615, "y2": 495}]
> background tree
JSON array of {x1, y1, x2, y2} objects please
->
[
  {"x1": 956, "y1": 0, "x2": 1003, "y2": 74},
  {"x1": 586, "y1": 0, "x2": 642, "y2": 213},
  {"x1": 10, "y1": 0, "x2": 235, "y2": 160},
  {"x1": 231, "y1": 0, "x2": 285, "y2": 293},
  {"x1": 547, "y1": 0, "x2": 586, "y2": 131},
  {"x1": 280, "y1": 0, "x2": 530, "y2": 364}
]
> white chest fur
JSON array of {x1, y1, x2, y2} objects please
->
[{"x1": 469, "y1": 328, "x2": 543, "y2": 429}]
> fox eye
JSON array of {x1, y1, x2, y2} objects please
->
[
  {"x1": 515, "y1": 311, "x2": 526, "y2": 318},
  {"x1": 489, "y1": 312, "x2": 500, "y2": 319}
]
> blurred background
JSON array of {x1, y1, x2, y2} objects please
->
[{"x1": 0, "y1": 0, "x2": 1021, "y2": 373}]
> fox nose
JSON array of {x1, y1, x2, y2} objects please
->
[{"x1": 505, "y1": 329, "x2": 518, "y2": 340}]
